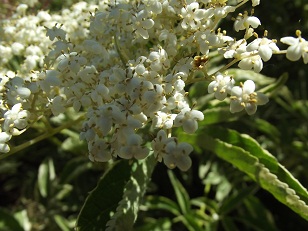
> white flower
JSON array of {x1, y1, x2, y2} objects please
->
[
  {"x1": 251, "y1": 0, "x2": 260, "y2": 7},
  {"x1": 119, "y1": 134, "x2": 149, "y2": 159},
  {"x1": 219, "y1": 39, "x2": 247, "y2": 59},
  {"x1": 164, "y1": 141, "x2": 193, "y2": 171},
  {"x1": 180, "y1": 2, "x2": 210, "y2": 30},
  {"x1": 46, "y1": 24, "x2": 67, "y2": 41},
  {"x1": 88, "y1": 138, "x2": 112, "y2": 162},
  {"x1": 3, "y1": 103, "x2": 30, "y2": 133},
  {"x1": 0, "y1": 143, "x2": 10, "y2": 153},
  {"x1": 151, "y1": 130, "x2": 174, "y2": 162},
  {"x1": 147, "y1": 48, "x2": 170, "y2": 72},
  {"x1": 152, "y1": 112, "x2": 176, "y2": 130},
  {"x1": 246, "y1": 37, "x2": 279, "y2": 61},
  {"x1": 50, "y1": 96, "x2": 66, "y2": 116},
  {"x1": 230, "y1": 80, "x2": 269, "y2": 115},
  {"x1": 174, "y1": 108, "x2": 204, "y2": 134},
  {"x1": 238, "y1": 54, "x2": 263, "y2": 73},
  {"x1": 234, "y1": 14, "x2": 261, "y2": 32},
  {"x1": 208, "y1": 74, "x2": 235, "y2": 100},
  {"x1": 280, "y1": 31, "x2": 308, "y2": 63},
  {"x1": 132, "y1": 10, "x2": 154, "y2": 39}
]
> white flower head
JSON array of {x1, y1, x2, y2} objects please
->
[{"x1": 230, "y1": 80, "x2": 269, "y2": 115}]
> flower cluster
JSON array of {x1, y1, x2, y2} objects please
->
[{"x1": 0, "y1": 0, "x2": 307, "y2": 171}]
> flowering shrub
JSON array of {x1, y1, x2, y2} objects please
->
[{"x1": 1, "y1": 0, "x2": 308, "y2": 230}]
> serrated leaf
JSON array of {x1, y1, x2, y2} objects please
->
[
  {"x1": 206, "y1": 126, "x2": 308, "y2": 203},
  {"x1": 105, "y1": 154, "x2": 156, "y2": 231},
  {"x1": 197, "y1": 130, "x2": 308, "y2": 221},
  {"x1": 75, "y1": 160, "x2": 131, "y2": 231}
]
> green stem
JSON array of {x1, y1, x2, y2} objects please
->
[
  {"x1": 0, "y1": 114, "x2": 85, "y2": 160},
  {"x1": 210, "y1": 58, "x2": 240, "y2": 76},
  {"x1": 114, "y1": 33, "x2": 130, "y2": 66}
]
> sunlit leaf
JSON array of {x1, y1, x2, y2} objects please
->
[
  {"x1": 105, "y1": 154, "x2": 156, "y2": 231},
  {"x1": 0, "y1": 207, "x2": 24, "y2": 231},
  {"x1": 37, "y1": 157, "x2": 55, "y2": 198},
  {"x1": 167, "y1": 170, "x2": 190, "y2": 214}
]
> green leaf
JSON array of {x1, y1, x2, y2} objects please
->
[
  {"x1": 167, "y1": 170, "x2": 190, "y2": 214},
  {"x1": 13, "y1": 210, "x2": 31, "y2": 231},
  {"x1": 75, "y1": 160, "x2": 131, "y2": 231},
  {"x1": 144, "y1": 195, "x2": 181, "y2": 216},
  {"x1": 0, "y1": 207, "x2": 24, "y2": 231},
  {"x1": 250, "y1": 118, "x2": 280, "y2": 143},
  {"x1": 227, "y1": 68, "x2": 276, "y2": 86},
  {"x1": 241, "y1": 195, "x2": 277, "y2": 231},
  {"x1": 105, "y1": 154, "x2": 156, "y2": 231},
  {"x1": 37, "y1": 157, "x2": 55, "y2": 198},
  {"x1": 179, "y1": 126, "x2": 308, "y2": 221},
  {"x1": 221, "y1": 216, "x2": 239, "y2": 231},
  {"x1": 206, "y1": 126, "x2": 308, "y2": 203},
  {"x1": 197, "y1": 128, "x2": 308, "y2": 221},
  {"x1": 59, "y1": 156, "x2": 93, "y2": 184},
  {"x1": 219, "y1": 185, "x2": 258, "y2": 215},
  {"x1": 134, "y1": 218, "x2": 172, "y2": 231},
  {"x1": 201, "y1": 107, "x2": 243, "y2": 125},
  {"x1": 54, "y1": 215, "x2": 71, "y2": 231}
]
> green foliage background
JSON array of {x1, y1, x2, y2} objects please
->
[{"x1": 1, "y1": 0, "x2": 308, "y2": 230}]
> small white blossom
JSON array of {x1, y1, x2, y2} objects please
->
[
  {"x1": 46, "y1": 24, "x2": 67, "y2": 41},
  {"x1": 131, "y1": 10, "x2": 154, "y2": 39},
  {"x1": 238, "y1": 54, "x2": 263, "y2": 72},
  {"x1": 208, "y1": 74, "x2": 235, "y2": 100},
  {"x1": 234, "y1": 14, "x2": 261, "y2": 32},
  {"x1": 119, "y1": 134, "x2": 149, "y2": 159},
  {"x1": 251, "y1": 0, "x2": 260, "y2": 7},
  {"x1": 88, "y1": 138, "x2": 112, "y2": 162},
  {"x1": 246, "y1": 37, "x2": 279, "y2": 62},
  {"x1": 219, "y1": 39, "x2": 247, "y2": 59},
  {"x1": 230, "y1": 80, "x2": 269, "y2": 115},
  {"x1": 180, "y1": 2, "x2": 210, "y2": 30},
  {"x1": 151, "y1": 130, "x2": 174, "y2": 162},
  {"x1": 280, "y1": 31, "x2": 308, "y2": 63},
  {"x1": 174, "y1": 109, "x2": 204, "y2": 134},
  {"x1": 3, "y1": 103, "x2": 30, "y2": 133},
  {"x1": 164, "y1": 141, "x2": 193, "y2": 171}
]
